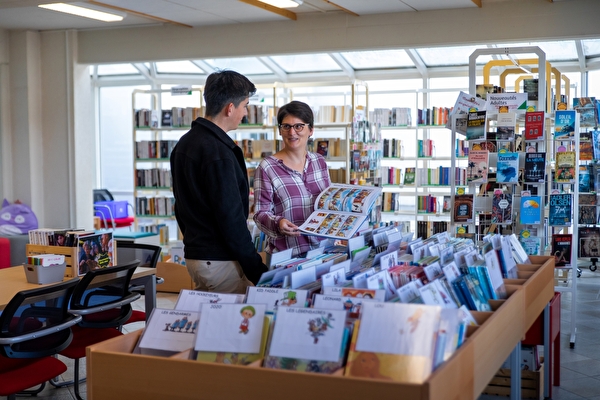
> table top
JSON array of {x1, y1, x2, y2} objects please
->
[{"x1": 0, "y1": 266, "x2": 155, "y2": 310}]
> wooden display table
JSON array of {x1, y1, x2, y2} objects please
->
[{"x1": 86, "y1": 257, "x2": 554, "y2": 400}]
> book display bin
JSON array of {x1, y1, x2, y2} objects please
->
[
  {"x1": 86, "y1": 256, "x2": 554, "y2": 400},
  {"x1": 25, "y1": 244, "x2": 79, "y2": 278}
]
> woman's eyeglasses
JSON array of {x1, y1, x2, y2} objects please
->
[{"x1": 279, "y1": 123, "x2": 309, "y2": 132}]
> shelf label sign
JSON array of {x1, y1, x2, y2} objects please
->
[{"x1": 171, "y1": 86, "x2": 193, "y2": 96}]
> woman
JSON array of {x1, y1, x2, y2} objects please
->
[{"x1": 253, "y1": 101, "x2": 331, "y2": 261}]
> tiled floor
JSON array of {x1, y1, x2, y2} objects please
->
[{"x1": 7, "y1": 269, "x2": 600, "y2": 400}]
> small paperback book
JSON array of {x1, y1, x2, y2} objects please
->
[
  {"x1": 524, "y1": 111, "x2": 545, "y2": 141},
  {"x1": 138, "y1": 308, "x2": 200, "y2": 357},
  {"x1": 175, "y1": 289, "x2": 245, "y2": 312},
  {"x1": 593, "y1": 130, "x2": 600, "y2": 160},
  {"x1": 245, "y1": 287, "x2": 308, "y2": 313},
  {"x1": 495, "y1": 112, "x2": 516, "y2": 140},
  {"x1": 520, "y1": 235, "x2": 542, "y2": 256},
  {"x1": 580, "y1": 131, "x2": 594, "y2": 161},
  {"x1": 552, "y1": 234, "x2": 573, "y2": 267},
  {"x1": 578, "y1": 194, "x2": 597, "y2": 225},
  {"x1": 496, "y1": 152, "x2": 519, "y2": 184},
  {"x1": 404, "y1": 167, "x2": 416, "y2": 185},
  {"x1": 519, "y1": 196, "x2": 542, "y2": 225},
  {"x1": 264, "y1": 307, "x2": 348, "y2": 373},
  {"x1": 580, "y1": 165, "x2": 592, "y2": 193},
  {"x1": 573, "y1": 97, "x2": 598, "y2": 128},
  {"x1": 549, "y1": 194, "x2": 572, "y2": 226},
  {"x1": 453, "y1": 194, "x2": 474, "y2": 223},
  {"x1": 578, "y1": 227, "x2": 600, "y2": 258},
  {"x1": 346, "y1": 302, "x2": 442, "y2": 384},
  {"x1": 298, "y1": 184, "x2": 382, "y2": 240},
  {"x1": 446, "y1": 91, "x2": 488, "y2": 134},
  {"x1": 466, "y1": 110, "x2": 487, "y2": 141},
  {"x1": 523, "y1": 152, "x2": 546, "y2": 183},
  {"x1": 554, "y1": 151, "x2": 576, "y2": 183},
  {"x1": 194, "y1": 303, "x2": 268, "y2": 364},
  {"x1": 491, "y1": 189, "x2": 512, "y2": 225},
  {"x1": 554, "y1": 110, "x2": 576, "y2": 140},
  {"x1": 467, "y1": 150, "x2": 489, "y2": 183}
]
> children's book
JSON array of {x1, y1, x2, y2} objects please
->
[
  {"x1": 549, "y1": 194, "x2": 572, "y2": 226},
  {"x1": 404, "y1": 167, "x2": 416, "y2": 185},
  {"x1": 466, "y1": 110, "x2": 487, "y2": 141},
  {"x1": 579, "y1": 194, "x2": 597, "y2": 225},
  {"x1": 264, "y1": 307, "x2": 348, "y2": 374},
  {"x1": 138, "y1": 308, "x2": 200, "y2": 357},
  {"x1": 552, "y1": 234, "x2": 572, "y2": 267},
  {"x1": 580, "y1": 165, "x2": 592, "y2": 193},
  {"x1": 174, "y1": 289, "x2": 245, "y2": 312},
  {"x1": 524, "y1": 111, "x2": 545, "y2": 141},
  {"x1": 76, "y1": 232, "x2": 115, "y2": 276},
  {"x1": 554, "y1": 110, "x2": 576, "y2": 140},
  {"x1": 453, "y1": 194, "x2": 474, "y2": 223},
  {"x1": 519, "y1": 236, "x2": 542, "y2": 256},
  {"x1": 578, "y1": 227, "x2": 600, "y2": 258},
  {"x1": 519, "y1": 196, "x2": 542, "y2": 225},
  {"x1": 573, "y1": 97, "x2": 598, "y2": 128},
  {"x1": 297, "y1": 184, "x2": 382, "y2": 240},
  {"x1": 245, "y1": 287, "x2": 308, "y2": 313},
  {"x1": 483, "y1": 251, "x2": 507, "y2": 300},
  {"x1": 580, "y1": 131, "x2": 594, "y2": 161},
  {"x1": 496, "y1": 152, "x2": 519, "y2": 183},
  {"x1": 495, "y1": 112, "x2": 516, "y2": 140},
  {"x1": 491, "y1": 189, "x2": 512, "y2": 225},
  {"x1": 345, "y1": 303, "x2": 442, "y2": 383},
  {"x1": 554, "y1": 151, "x2": 576, "y2": 183},
  {"x1": 523, "y1": 152, "x2": 545, "y2": 183},
  {"x1": 467, "y1": 150, "x2": 489, "y2": 183}
]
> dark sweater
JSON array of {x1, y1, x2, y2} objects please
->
[{"x1": 170, "y1": 117, "x2": 267, "y2": 284}]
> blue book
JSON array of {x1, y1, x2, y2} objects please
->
[
  {"x1": 496, "y1": 152, "x2": 519, "y2": 183},
  {"x1": 519, "y1": 196, "x2": 542, "y2": 225},
  {"x1": 554, "y1": 110, "x2": 576, "y2": 140},
  {"x1": 549, "y1": 194, "x2": 572, "y2": 226}
]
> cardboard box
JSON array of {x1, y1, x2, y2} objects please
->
[
  {"x1": 483, "y1": 364, "x2": 544, "y2": 400},
  {"x1": 156, "y1": 261, "x2": 193, "y2": 293}
]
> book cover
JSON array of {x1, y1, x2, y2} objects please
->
[
  {"x1": 466, "y1": 110, "x2": 486, "y2": 141},
  {"x1": 446, "y1": 92, "x2": 487, "y2": 134},
  {"x1": 519, "y1": 236, "x2": 541, "y2": 256},
  {"x1": 580, "y1": 131, "x2": 594, "y2": 161},
  {"x1": 467, "y1": 150, "x2": 489, "y2": 183},
  {"x1": 138, "y1": 308, "x2": 200, "y2": 357},
  {"x1": 316, "y1": 140, "x2": 329, "y2": 158},
  {"x1": 495, "y1": 112, "x2": 516, "y2": 140},
  {"x1": 549, "y1": 194, "x2": 572, "y2": 226},
  {"x1": 245, "y1": 287, "x2": 308, "y2": 313},
  {"x1": 483, "y1": 251, "x2": 507, "y2": 300},
  {"x1": 579, "y1": 194, "x2": 597, "y2": 225},
  {"x1": 297, "y1": 184, "x2": 382, "y2": 240},
  {"x1": 519, "y1": 196, "x2": 542, "y2": 225},
  {"x1": 555, "y1": 151, "x2": 576, "y2": 183},
  {"x1": 578, "y1": 227, "x2": 600, "y2": 258},
  {"x1": 593, "y1": 130, "x2": 600, "y2": 160},
  {"x1": 552, "y1": 234, "x2": 572, "y2": 267},
  {"x1": 524, "y1": 111, "x2": 544, "y2": 140},
  {"x1": 453, "y1": 194, "x2": 474, "y2": 223},
  {"x1": 404, "y1": 167, "x2": 416, "y2": 185},
  {"x1": 77, "y1": 232, "x2": 114, "y2": 276},
  {"x1": 554, "y1": 110, "x2": 576, "y2": 140},
  {"x1": 346, "y1": 302, "x2": 442, "y2": 383},
  {"x1": 491, "y1": 189, "x2": 512, "y2": 225},
  {"x1": 574, "y1": 97, "x2": 598, "y2": 128},
  {"x1": 175, "y1": 289, "x2": 245, "y2": 312},
  {"x1": 523, "y1": 152, "x2": 545, "y2": 183},
  {"x1": 496, "y1": 152, "x2": 519, "y2": 183},
  {"x1": 442, "y1": 196, "x2": 451, "y2": 213},
  {"x1": 580, "y1": 165, "x2": 592, "y2": 193}
]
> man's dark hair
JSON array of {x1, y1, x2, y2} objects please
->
[
  {"x1": 203, "y1": 70, "x2": 256, "y2": 118},
  {"x1": 277, "y1": 100, "x2": 314, "y2": 127}
]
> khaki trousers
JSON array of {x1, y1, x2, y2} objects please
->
[{"x1": 185, "y1": 259, "x2": 253, "y2": 294}]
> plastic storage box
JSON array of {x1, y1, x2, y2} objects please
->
[
  {"x1": 23, "y1": 262, "x2": 67, "y2": 284},
  {"x1": 94, "y1": 200, "x2": 129, "y2": 220}
]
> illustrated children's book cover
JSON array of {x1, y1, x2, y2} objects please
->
[
  {"x1": 549, "y1": 194, "x2": 572, "y2": 226},
  {"x1": 138, "y1": 308, "x2": 200, "y2": 357},
  {"x1": 264, "y1": 307, "x2": 348, "y2": 373},
  {"x1": 524, "y1": 111, "x2": 544, "y2": 141},
  {"x1": 466, "y1": 110, "x2": 487, "y2": 141},
  {"x1": 554, "y1": 151, "x2": 576, "y2": 183},
  {"x1": 520, "y1": 236, "x2": 542, "y2": 256},
  {"x1": 496, "y1": 152, "x2": 519, "y2": 183},
  {"x1": 174, "y1": 289, "x2": 245, "y2": 312},
  {"x1": 245, "y1": 287, "x2": 308, "y2": 313},
  {"x1": 523, "y1": 152, "x2": 546, "y2": 183},
  {"x1": 578, "y1": 227, "x2": 600, "y2": 258},
  {"x1": 554, "y1": 110, "x2": 576, "y2": 140},
  {"x1": 346, "y1": 302, "x2": 442, "y2": 383},
  {"x1": 77, "y1": 232, "x2": 114, "y2": 276},
  {"x1": 467, "y1": 150, "x2": 489, "y2": 183},
  {"x1": 552, "y1": 234, "x2": 572, "y2": 267},
  {"x1": 491, "y1": 189, "x2": 512, "y2": 225},
  {"x1": 519, "y1": 196, "x2": 542, "y2": 225},
  {"x1": 297, "y1": 184, "x2": 382, "y2": 240}
]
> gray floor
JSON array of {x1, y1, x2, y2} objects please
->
[{"x1": 6, "y1": 268, "x2": 600, "y2": 400}]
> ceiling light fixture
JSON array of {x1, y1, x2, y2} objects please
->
[
  {"x1": 38, "y1": 3, "x2": 125, "y2": 22},
  {"x1": 257, "y1": 0, "x2": 302, "y2": 8}
]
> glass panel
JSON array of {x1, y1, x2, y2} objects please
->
[
  {"x1": 340, "y1": 50, "x2": 414, "y2": 69},
  {"x1": 416, "y1": 46, "x2": 495, "y2": 66},
  {"x1": 160, "y1": 84, "x2": 203, "y2": 109},
  {"x1": 269, "y1": 54, "x2": 342, "y2": 73},
  {"x1": 155, "y1": 60, "x2": 203, "y2": 74},
  {"x1": 589, "y1": 70, "x2": 600, "y2": 97},
  {"x1": 495, "y1": 41, "x2": 578, "y2": 61},
  {"x1": 204, "y1": 57, "x2": 272, "y2": 75},
  {"x1": 583, "y1": 39, "x2": 600, "y2": 58},
  {"x1": 97, "y1": 63, "x2": 140, "y2": 76}
]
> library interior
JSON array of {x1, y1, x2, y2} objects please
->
[{"x1": 2, "y1": 0, "x2": 600, "y2": 399}]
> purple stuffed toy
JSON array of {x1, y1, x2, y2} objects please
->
[{"x1": 0, "y1": 199, "x2": 38, "y2": 235}]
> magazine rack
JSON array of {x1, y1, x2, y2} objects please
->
[{"x1": 86, "y1": 256, "x2": 554, "y2": 400}]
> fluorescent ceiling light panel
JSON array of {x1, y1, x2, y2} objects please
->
[
  {"x1": 39, "y1": 3, "x2": 124, "y2": 22},
  {"x1": 257, "y1": 0, "x2": 302, "y2": 8}
]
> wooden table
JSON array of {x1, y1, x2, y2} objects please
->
[{"x1": 0, "y1": 266, "x2": 157, "y2": 319}]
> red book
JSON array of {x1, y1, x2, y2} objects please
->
[{"x1": 524, "y1": 111, "x2": 545, "y2": 140}]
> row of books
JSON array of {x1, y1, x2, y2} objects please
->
[
  {"x1": 417, "y1": 139, "x2": 434, "y2": 157},
  {"x1": 307, "y1": 138, "x2": 345, "y2": 158},
  {"x1": 417, "y1": 195, "x2": 438, "y2": 214},
  {"x1": 416, "y1": 221, "x2": 449, "y2": 241},
  {"x1": 135, "y1": 168, "x2": 171, "y2": 188},
  {"x1": 315, "y1": 105, "x2": 352, "y2": 124},
  {"x1": 417, "y1": 107, "x2": 451, "y2": 126},
  {"x1": 371, "y1": 107, "x2": 412, "y2": 126},
  {"x1": 135, "y1": 140, "x2": 178, "y2": 160},
  {"x1": 138, "y1": 222, "x2": 170, "y2": 246},
  {"x1": 135, "y1": 107, "x2": 203, "y2": 129},
  {"x1": 134, "y1": 196, "x2": 175, "y2": 217},
  {"x1": 28, "y1": 228, "x2": 97, "y2": 248}
]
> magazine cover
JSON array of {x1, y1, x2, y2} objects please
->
[{"x1": 496, "y1": 152, "x2": 519, "y2": 183}]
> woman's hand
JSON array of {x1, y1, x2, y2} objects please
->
[{"x1": 279, "y1": 218, "x2": 301, "y2": 237}]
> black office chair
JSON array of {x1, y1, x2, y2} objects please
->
[
  {"x1": 93, "y1": 188, "x2": 114, "y2": 203},
  {"x1": 0, "y1": 278, "x2": 81, "y2": 399},
  {"x1": 51, "y1": 260, "x2": 141, "y2": 400}
]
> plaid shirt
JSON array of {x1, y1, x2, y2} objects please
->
[{"x1": 253, "y1": 152, "x2": 331, "y2": 257}]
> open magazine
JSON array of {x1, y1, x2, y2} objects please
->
[{"x1": 298, "y1": 184, "x2": 382, "y2": 240}]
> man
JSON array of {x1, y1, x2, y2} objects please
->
[{"x1": 170, "y1": 70, "x2": 268, "y2": 294}]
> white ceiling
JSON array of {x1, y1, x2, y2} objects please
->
[{"x1": 0, "y1": 0, "x2": 482, "y2": 31}]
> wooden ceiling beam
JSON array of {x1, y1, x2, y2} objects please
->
[
  {"x1": 238, "y1": 0, "x2": 297, "y2": 20},
  {"x1": 471, "y1": 0, "x2": 482, "y2": 7}
]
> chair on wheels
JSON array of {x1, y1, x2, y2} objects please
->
[
  {"x1": 116, "y1": 241, "x2": 163, "y2": 325},
  {"x1": 51, "y1": 260, "x2": 141, "y2": 400},
  {"x1": 0, "y1": 278, "x2": 81, "y2": 400}
]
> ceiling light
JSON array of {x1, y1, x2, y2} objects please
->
[
  {"x1": 257, "y1": 0, "x2": 302, "y2": 8},
  {"x1": 39, "y1": 3, "x2": 125, "y2": 22}
]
